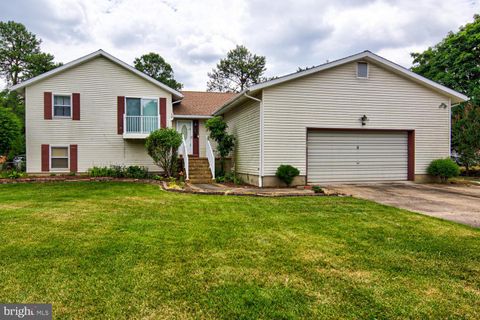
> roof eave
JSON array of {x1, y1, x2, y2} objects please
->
[{"x1": 9, "y1": 49, "x2": 184, "y2": 100}]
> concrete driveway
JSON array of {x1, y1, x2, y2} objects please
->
[{"x1": 323, "y1": 182, "x2": 480, "y2": 227}]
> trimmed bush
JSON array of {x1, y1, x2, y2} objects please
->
[
  {"x1": 145, "y1": 128, "x2": 182, "y2": 178},
  {"x1": 87, "y1": 165, "x2": 150, "y2": 179},
  {"x1": 427, "y1": 158, "x2": 460, "y2": 183},
  {"x1": 276, "y1": 164, "x2": 300, "y2": 187}
]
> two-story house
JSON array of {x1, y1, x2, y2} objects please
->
[{"x1": 11, "y1": 49, "x2": 468, "y2": 186}]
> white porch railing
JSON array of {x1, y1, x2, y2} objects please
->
[
  {"x1": 179, "y1": 136, "x2": 189, "y2": 181},
  {"x1": 206, "y1": 136, "x2": 215, "y2": 180},
  {"x1": 124, "y1": 115, "x2": 159, "y2": 134}
]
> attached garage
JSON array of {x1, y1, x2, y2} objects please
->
[{"x1": 307, "y1": 129, "x2": 414, "y2": 184}]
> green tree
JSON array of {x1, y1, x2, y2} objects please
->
[
  {"x1": 0, "y1": 108, "x2": 21, "y2": 157},
  {"x1": 0, "y1": 21, "x2": 60, "y2": 85},
  {"x1": 134, "y1": 53, "x2": 183, "y2": 90},
  {"x1": 0, "y1": 90, "x2": 24, "y2": 123},
  {"x1": 207, "y1": 45, "x2": 266, "y2": 92},
  {"x1": 411, "y1": 15, "x2": 480, "y2": 172},
  {"x1": 452, "y1": 104, "x2": 480, "y2": 174},
  {"x1": 145, "y1": 128, "x2": 183, "y2": 178},
  {"x1": 205, "y1": 116, "x2": 235, "y2": 175},
  {"x1": 0, "y1": 90, "x2": 25, "y2": 159}
]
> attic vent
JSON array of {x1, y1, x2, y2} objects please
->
[{"x1": 357, "y1": 62, "x2": 368, "y2": 78}]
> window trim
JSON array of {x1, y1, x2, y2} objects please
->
[
  {"x1": 125, "y1": 96, "x2": 160, "y2": 128},
  {"x1": 52, "y1": 93, "x2": 73, "y2": 119},
  {"x1": 356, "y1": 61, "x2": 369, "y2": 79},
  {"x1": 50, "y1": 145, "x2": 70, "y2": 172}
]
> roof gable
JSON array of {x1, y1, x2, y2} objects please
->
[
  {"x1": 10, "y1": 49, "x2": 183, "y2": 100},
  {"x1": 214, "y1": 50, "x2": 468, "y2": 115}
]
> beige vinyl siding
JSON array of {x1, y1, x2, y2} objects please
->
[
  {"x1": 223, "y1": 99, "x2": 260, "y2": 175},
  {"x1": 262, "y1": 61, "x2": 451, "y2": 177},
  {"x1": 25, "y1": 56, "x2": 173, "y2": 173}
]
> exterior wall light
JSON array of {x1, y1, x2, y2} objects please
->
[
  {"x1": 439, "y1": 103, "x2": 448, "y2": 109},
  {"x1": 361, "y1": 115, "x2": 368, "y2": 126}
]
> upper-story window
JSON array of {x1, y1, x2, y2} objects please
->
[
  {"x1": 53, "y1": 95, "x2": 71, "y2": 117},
  {"x1": 357, "y1": 62, "x2": 368, "y2": 78},
  {"x1": 125, "y1": 97, "x2": 159, "y2": 134}
]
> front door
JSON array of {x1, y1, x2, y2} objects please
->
[{"x1": 176, "y1": 120, "x2": 193, "y2": 154}]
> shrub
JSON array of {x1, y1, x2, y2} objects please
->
[
  {"x1": 145, "y1": 128, "x2": 182, "y2": 178},
  {"x1": 0, "y1": 170, "x2": 25, "y2": 179},
  {"x1": 88, "y1": 166, "x2": 113, "y2": 177},
  {"x1": 205, "y1": 116, "x2": 235, "y2": 176},
  {"x1": 276, "y1": 164, "x2": 300, "y2": 187},
  {"x1": 125, "y1": 165, "x2": 149, "y2": 179},
  {"x1": 87, "y1": 165, "x2": 150, "y2": 179},
  {"x1": 427, "y1": 158, "x2": 460, "y2": 183},
  {"x1": 312, "y1": 186, "x2": 324, "y2": 194},
  {"x1": 216, "y1": 171, "x2": 243, "y2": 185}
]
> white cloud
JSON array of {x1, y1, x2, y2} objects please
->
[{"x1": 0, "y1": 0, "x2": 479, "y2": 90}]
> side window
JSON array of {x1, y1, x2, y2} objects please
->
[
  {"x1": 53, "y1": 95, "x2": 71, "y2": 117},
  {"x1": 51, "y1": 147, "x2": 69, "y2": 170},
  {"x1": 357, "y1": 62, "x2": 368, "y2": 78}
]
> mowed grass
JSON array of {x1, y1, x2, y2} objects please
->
[{"x1": 0, "y1": 182, "x2": 479, "y2": 319}]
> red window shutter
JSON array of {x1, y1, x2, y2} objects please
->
[
  {"x1": 70, "y1": 144, "x2": 78, "y2": 172},
  {"x1": 41, "y1": 144, "x2": 49, "y2": 172},
  {"x1": 72, "y1": 93, "x2": 80, "y2": 120},
  {"x1": 117, "y1": 96, "x2": 125, "y2": 134},
  {"x1": 44, "y1": 92, "x2": 52, "y2": 120},
  {"x1": 160, "y1": 97, "x2": 167, "y2": 128}
]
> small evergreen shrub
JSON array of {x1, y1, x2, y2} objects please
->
[
  {"x1": 276, "y1": 164, "x2": 300, "y2": 186},
  {"x1": 427, "y1": 158, "x2": 460, "y2": 183},
  {"x1": 312, "y1": 186, "x2": 323, "y2": 194}
]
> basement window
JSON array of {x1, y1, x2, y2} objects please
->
[
  {"x1": 51, "y1": 146, "x2": 69, "y2": 170},
  {"x1": 357, "y1": 62, "x2": 368, "y2": 78}
]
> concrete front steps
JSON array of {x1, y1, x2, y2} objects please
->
[{"x1": 188, "y1": 157, "x2": 214, "y2": 184}]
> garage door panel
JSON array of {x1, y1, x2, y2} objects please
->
[{"x1": 307, "y1": 130, "x2": 408, "y2": 183}]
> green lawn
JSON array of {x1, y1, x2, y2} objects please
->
[{"x1": 0, "y1": 182, "x2": 479, "y2": 319}]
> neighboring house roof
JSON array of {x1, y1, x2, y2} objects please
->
[
  {"x1": 214, "y1": 50, "x2": 469, "y2": 115},
  {"x1": 9, "y1": 49, "x2": 184, "y2": 100},
  {"x1": 173, "y1": 91, "x2": 236, "y2": 117}
]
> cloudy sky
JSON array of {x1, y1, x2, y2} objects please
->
[{"x1": 1, "y1": 0, "x2": 478, "y2": 90}]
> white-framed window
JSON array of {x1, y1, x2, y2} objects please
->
[
  {"x1": 125, "y1": 97, "x2": 158, "y2": 117},
  {"x1": 125, "y1": 97, "x2": 159, "y2": 133},
  {"x1": 50, "y1": 146, "x2": 69, "y2": 170},
  {"x1": 357, "y1": 62, "x2": 368, "y2": 78},
  {"x1": 53, "y1": 94, "x2": 72, "y2": 118}
]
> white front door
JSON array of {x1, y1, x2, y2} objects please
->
[{"x1": 176, "y1": 120, "x2": 193, "y2": 154}]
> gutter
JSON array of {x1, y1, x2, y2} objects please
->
[{"x1": 173, "y1": 115, "x2": 213, "y2": 119}]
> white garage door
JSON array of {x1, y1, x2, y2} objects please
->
[{"x1": 307, "y1": 130, "x2": 408, "y2": 184}]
